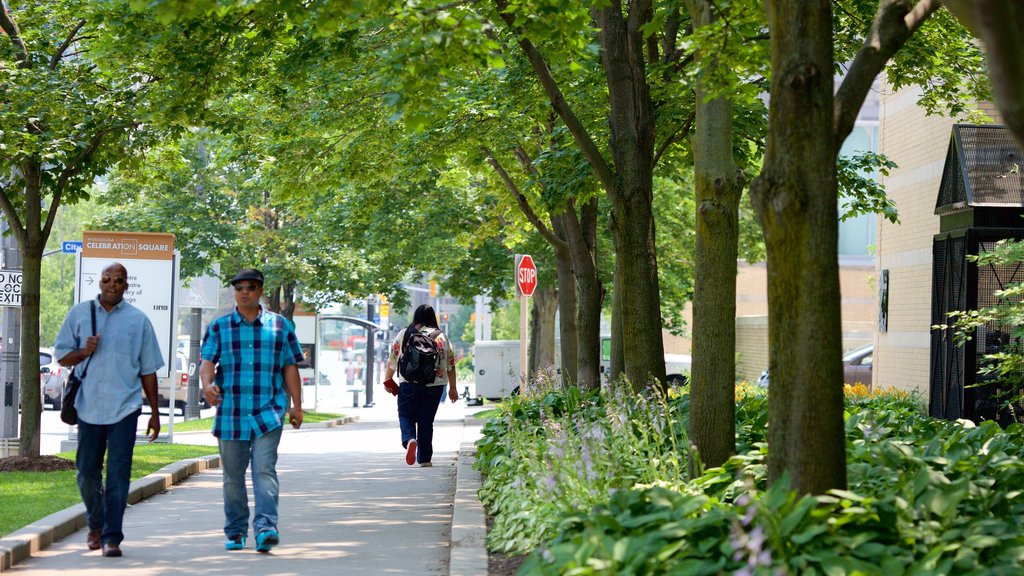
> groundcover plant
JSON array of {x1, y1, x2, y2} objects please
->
[{"x1": 477, "y1": 378, "x2": 1024, "y2": 575}]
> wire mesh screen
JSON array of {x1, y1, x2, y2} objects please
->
[
  {"x1": 972, "y1": 240, "x2": 1024, "y2": 423},
  {"x1": 930, "y1": 235, "x2": 967, "y2": 420},
  {"x1": 959, "y1": 125, "x2": 1024, "y2": 206}
]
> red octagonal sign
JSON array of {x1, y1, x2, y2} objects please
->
[{"x1": 516, "y1": 255, "x2": 537, "y2": 297}]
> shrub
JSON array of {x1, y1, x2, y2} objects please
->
[{"x1": 478, "y1": 383, "x2": 1024, "y2": 574}]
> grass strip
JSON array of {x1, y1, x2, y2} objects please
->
[
  {"x1": 169, "y1": 410, "x2": 346, "y2": 432},
  {"x1": 0, "y1": 443, "x2": 218, "y2": 538}
]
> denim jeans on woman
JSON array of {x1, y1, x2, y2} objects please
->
[
  {"x1": 397, "y1": 382, "x2": 445, "y2": 464},
  {"x1": 218, "y1": 426, "x2": 283, "y2": 538},
  {"x1": 76, "y1": 409, "x2": 141, "y2": 546}
]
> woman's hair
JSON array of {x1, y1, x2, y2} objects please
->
[{"x1": 411, "y1": 304, "x2": 440, "y2": 330}]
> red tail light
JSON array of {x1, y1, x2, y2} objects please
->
[{"x1": 180, "y1": 373, "x2": 188, "y2": 385}]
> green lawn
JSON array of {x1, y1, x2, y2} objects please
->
[
  {"x1": 169, "y1": 410, "x2": 345, "y2": 432},
  {"x1": 0, "y1": 443, "x2": 218, "y2": 538}
]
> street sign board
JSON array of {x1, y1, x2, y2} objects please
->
[
  {"x1": 76, "y1": 231, "x2": 178, "y2": 378},
  {"x1": 516, "y1": 254, "x2": 537, "y2": 297},
  {"x1": 0, "y1": 269, "x2": 22, "y2": 307},
  {"x1": 62, "y1": 241, "x2": 83, "y2": 253}
]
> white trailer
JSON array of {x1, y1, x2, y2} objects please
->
[
  {"x1": 471, "y1": 340, "x2": 523, "y2": 403},
  {"x1": 470, "y1": 338, "x2": 691, "y2": 404}
]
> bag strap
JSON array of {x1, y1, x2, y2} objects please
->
[{"x1": 78, "y1": 301, "x2": 97, "y2": 379}]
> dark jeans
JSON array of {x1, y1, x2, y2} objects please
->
[
  {"x1": 76, "y1": 409, "x2": 141, "y2": 546},
  {"x1": 397, "y1": 382, "x2": 444, "y2": 464}
]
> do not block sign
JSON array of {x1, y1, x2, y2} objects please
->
[{"x1": 0, "y1": 270, "x2": 22, "y2": 307}]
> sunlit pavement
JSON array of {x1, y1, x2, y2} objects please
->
[{"x1": 14, "y1": 379, "x2": 487, "y2": 575}]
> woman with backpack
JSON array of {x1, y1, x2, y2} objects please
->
[{"x1": 382, "y1": 304, "x2": 459, "y2": 466}]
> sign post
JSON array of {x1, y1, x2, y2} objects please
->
[
  {"x1": 76, "y1": 231, "x2": 179, "y2": 440},
  {"x1": 515, "y1": 254, "x2": 537, "y2": 382}
]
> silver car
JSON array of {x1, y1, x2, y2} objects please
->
[{"x1": 39, "y1": 348, "x2": 68, "y2": 410}]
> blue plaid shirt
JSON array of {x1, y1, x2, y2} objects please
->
[{"x1": 201, "y1": 306, "x2": 303, "y2": 440}]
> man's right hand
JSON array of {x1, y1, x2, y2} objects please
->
[{"x1": 203, "y1": 385, "x2": 222, "y2": 406}]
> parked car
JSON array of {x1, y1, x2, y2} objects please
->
[
  {"x1": 39, "y1": 347, "x2": 68, "y2": 410},
  {"x1": 755, "y1": 344, "x2": 874, "y2": 388},
  {"x1": 842, "y1": 343, "x2": 873, "y2": 386},
  {"x1": 157, "y1": 352, "x2": 192, "y2": 414}
]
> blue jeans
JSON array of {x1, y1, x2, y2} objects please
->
[
  {"x1": 397, "y1": 383, "x2": 444, "y2": 463},
  {"x1": 218, "y1": 426, "x2": 283, "y2": 538},
  {"x1": 76, "y1": 409, "x2": 141, "y2": 546}
]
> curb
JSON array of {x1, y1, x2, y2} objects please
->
[
  {"x1": 449, "y1": 435, "x2": 487, "y2": 575},
  {"x1": 304, "y1": 415, "x2": 359, "y2": 429},
  {"x1": 0, "y1": 454, "x2": 221, "y2": 573},
  {"x1": 168, "y1": 415, "x2": 359, "y2": 437}
]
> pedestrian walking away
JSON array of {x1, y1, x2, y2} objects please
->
[
  {"x1": 53, "y1": 262, "x2": 165, "y2": 558},
  {"x1": 383, "y1": 304, "x2": 459, "y2": 467},
  {"x1": 200, "y1": 267, "x2": 305, "y2": 554}
]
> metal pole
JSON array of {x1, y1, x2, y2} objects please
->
[
  {"x1": 0, "y1": 223, "x2": 21, "y2": 441},
  {"x1": 185, "y1": 307, "x2": 202, "y2": 420},
  {"x1": 364, "y1": 297, "x2": 375, "y2": 407}
]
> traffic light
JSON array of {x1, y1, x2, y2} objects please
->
[{"x1": 441, "y1": 312, "x2": 449, "y2": 322}]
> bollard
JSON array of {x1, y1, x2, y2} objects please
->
[{"x1": 352, "y1": 389, "x2": 360, "y2": 408}]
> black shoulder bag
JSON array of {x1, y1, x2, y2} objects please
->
[{"x1": 61, "y1": 301, "x2": 96, "y2": 426}]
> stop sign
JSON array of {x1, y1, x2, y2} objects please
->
[{"x1": 516, "y1": 255, "x2": 537, "y2": 297}]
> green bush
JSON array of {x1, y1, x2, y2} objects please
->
[{"x1": 478, "y1": 384, "x2": 1024, "y2": 574}]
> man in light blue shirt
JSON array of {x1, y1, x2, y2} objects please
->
[{"x1": 54, "y1": 262, "x2": 164, "y2": 558}]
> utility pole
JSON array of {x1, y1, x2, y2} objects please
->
[
  {"x1": 364, "y1": 296, "x2": 375, "y2": 407},
  {"x1": 185, "y1": 307, "x2": 202, "y2": 420},
  {"x1": 0, "y1": 221, "x2": 21, "y2": 449}
]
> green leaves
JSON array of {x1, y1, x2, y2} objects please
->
[{"x1": 478, "y1": 384, "x2": 1024, "y2": 573}]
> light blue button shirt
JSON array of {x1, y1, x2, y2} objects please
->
[{"x1": 54, "y1": 297, "x2": 165, "y2": 425}]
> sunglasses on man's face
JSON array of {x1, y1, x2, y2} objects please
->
[
  {"x1": 101, "y1": 276, "x2": 127, "y2": 286},
  {"x1": 234, "y1": 283, "x2": 261, "y2": 293}
]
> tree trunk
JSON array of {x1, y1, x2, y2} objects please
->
[
  {"x1": 751, "y1": 0, "x2": 846, "y2": 495},
  {"x1": 609, "y1": 249, "x2": 625, "y2": 384},
  {"x1": 563, "y1": 199, "x2": 602, "y2": 391},
  {"x1": 17, "y1": 163, "x2": 44, "y2": 457},
  {"x1": 529, "y1": 282, "x2": 558, "y2": 376},
  {"x1": 595, "y1": 4, "x2": 666, "y2": 391},
  {"x1": 685, "y1": 0, "x2": 743, "y2": 471},
  {"x1": 281, "y1": 282, "x2": 296, "y2": 321},
  {"x1": 551, "y1": 214, "x2": 578, "y2": 388}
]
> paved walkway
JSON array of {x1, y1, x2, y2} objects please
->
[{"x1": 1, "y1": 392, "x2": 489, "y2": 575}]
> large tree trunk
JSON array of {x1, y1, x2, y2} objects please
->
[
  {"x1": 529, "y1": 282, "x2": 558, "y2": 376},
  {"x1": 595, "y1": 3, "x2": 666, "y2": 391},
  {"x1": 751, "y1": 0, "x2": 846, "y2": 495},
  {"x1": 685, "y1": 0, "x2": 743, "y2": 471},
  {"x1": 17, "y1": 163, "x2": 45, "y2": 457}
]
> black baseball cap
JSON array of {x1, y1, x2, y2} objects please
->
[{"x1": 229, "y1": 268, "x2": 264, "y2": 286}]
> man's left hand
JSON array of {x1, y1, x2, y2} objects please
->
[
  {"x1": 289, "y1": 406, "x2": 303, "y2": 429},
  {"x1": 147, "y1": 413, "x2": 161, "y2": 442}
]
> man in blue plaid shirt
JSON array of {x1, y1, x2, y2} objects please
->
[{"x1": 199, "y1": 268, "x2": 304, "y2": 554}]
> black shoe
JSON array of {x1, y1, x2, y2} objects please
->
[{"x1": 102, "y1": 542, "x2": 122, "y2": 557}]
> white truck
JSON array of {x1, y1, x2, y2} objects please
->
[{"x1": 469, "y1": 339, "x2": 691, "y2": 404}]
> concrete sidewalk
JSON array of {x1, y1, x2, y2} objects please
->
[{"x1": 1, "y1": 397, "x2": 489, "y2": 575}]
